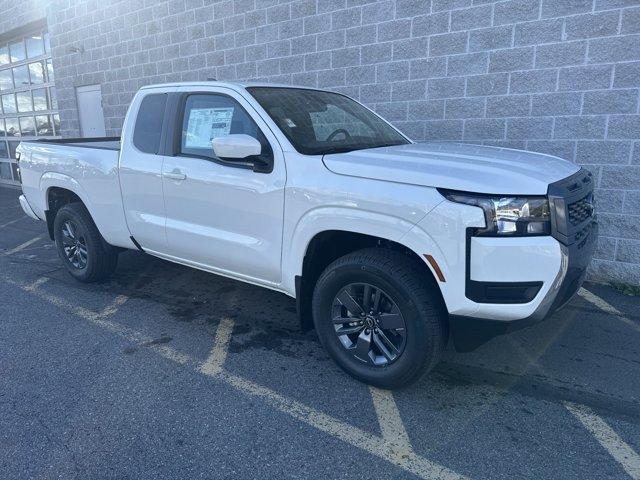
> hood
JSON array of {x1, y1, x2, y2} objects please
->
[{"x1": 322, "y1": 142, "x2": 580, "y2": 195}]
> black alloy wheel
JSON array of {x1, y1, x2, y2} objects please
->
[
  {"x1": 60, "y1": 220, "x2": 89, "y2": 270},
  {"x1": 312, "y1": 248, "x2": 447, "y2": 389},
  {"x1": 332, "y1": 283, "x2": 407, "y2": 366}
]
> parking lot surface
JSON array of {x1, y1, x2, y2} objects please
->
[{"x1": 1, "y1": 185, "x2": 639, "y2": 479}]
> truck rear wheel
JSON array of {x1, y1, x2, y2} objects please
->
[
  {"x1": 312, "y1": 248, "x2": 446, "y2": 389},
  {"x1": 53, "y1": 203, "x2": 119, "y2": 283}
]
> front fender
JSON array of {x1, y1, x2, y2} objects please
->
[{"x1": 282, "y1": 206, "x2": 444, "y2": 296}]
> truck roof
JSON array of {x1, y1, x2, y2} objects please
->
[{"x1": 139, "y1": 81, "x2": 325, "y2": 91}]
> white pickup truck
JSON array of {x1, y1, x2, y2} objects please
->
[{"x1": 16, "y1": 82, "x2": 597, "y2": 388}]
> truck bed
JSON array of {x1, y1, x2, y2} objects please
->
[
  {"x1": 17, "y1": 136, "x2": 132, "y2": 249},
  {"x1": 32, "y1": 137, "x2": 121, "y2": 151}
]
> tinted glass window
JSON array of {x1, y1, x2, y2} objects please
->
[
  {"x1": 26, "y1": 35, "x2": 44, "y2": 58},
  {"x1": 180, "y1": 94, "x2": 269, "y2": 160},
  {"x1": 247, "y1": 87, "x2": 408, "y2": 155},
  {"x1": 133, "y1": 93, "x2": 167, "y2": 154}
]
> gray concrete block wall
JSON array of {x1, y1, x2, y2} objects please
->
[{"x1": 2, "y1": 0, "x2": 639, "y2": 283}]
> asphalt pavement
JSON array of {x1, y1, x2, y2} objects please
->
[{"x1": 1, "y1": 184, "x2": 639, "y2": 480}]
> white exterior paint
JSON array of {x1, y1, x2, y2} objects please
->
[{"x1": 16, "y1": 81, "x2": 580, "y2": 324}]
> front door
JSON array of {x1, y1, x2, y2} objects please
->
[{"x1": 161, "y1": 89, "x2": 286, "y2": 285}]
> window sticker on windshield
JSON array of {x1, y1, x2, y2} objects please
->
[
  {"x1": 284, "y1": 118, "x2": 296, "y2": 128},
  {"x1": 185, "y1": 107, "x2": 234, "y2": 148}
]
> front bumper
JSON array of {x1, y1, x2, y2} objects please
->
[
  {"x1": 451, "y1": 168, "x2": 598, "y2": 351},
  {"x1": 451, "y1": 224, "x2": 597, "y2": 351}
]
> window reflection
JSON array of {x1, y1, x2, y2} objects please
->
[
  {"x1": 8, "y1": 140, "x2": 18, "y2": 158},
  {"x1": 0, "y1": 69, "x2": 12, "y2": 91},
  {"x1": 5, "y1": 118, "x2": 19, "y2": 136},
  {"x1": 16, "y1": 91, "x2": 32, "y2": 112},
  {"x1": 9, "y1": 41, "x2": 25, "y2": 62},
  {"x1": 26, "y1": 35, "x2": 44, "y2": 58},
  {"x1": 0, "y1": 46, "x2": 9, "y2": 65},
  {"x1": 29, "y1": 62, "x2": 45, "y2": 84},
  {"x1": 36, "y1": 115, "x2": 53, "y2": 135},
  {"x1": 2, "y1": 94, "x2": 16, "y2": 113},
  {"x1": 19, "y1": 116, "x2": 36, "y2": 136},
  {"x1": 0, "y1": 31, "x2": 60, "y2": 175},
  {"x1": 33, "y1": 88, "x2": 47, "y2": 110},
  {"x1": 12, "y1": 65, "x2": 29, "y2": 87}
]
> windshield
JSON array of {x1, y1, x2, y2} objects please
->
[{"x1": 246, "y1": 87, "x2": 410, "y2": 155}]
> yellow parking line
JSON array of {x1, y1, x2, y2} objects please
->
[
  {"x1": 200, "y1": 318, "x2": 468, "y2": 480},
  {"x1": 24, "y1": 276, "x2": 50, "y2": 291},
  {"x1": 217, "y1": 368, "x2": 468, "y2": 480},
  {"x1": 565, "y1": 402, "x2": 640, "y2": 479},
  {"x1": 578, "y1": 288, "x2": 640, "y2": 333},
  {"x1": 0, "y1": 217, "x2": 25, "y2": 229},
  {"x1": 3, "y1": 235, "x2": 43, "y2": 256},
  {"x1": 4, "y1": 273, "x2": 468, "y2": 480},
  {"x1": 199, "y1": 316, "x2": 235, "y2": 376},
  {"x1": 370, "y1": 386, "x2": 413, "y2": 453},
  {"x1": 100, "y1": 294, "x2": 130, "y2": 317}
]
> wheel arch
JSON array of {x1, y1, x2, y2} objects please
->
[
  {"x1": 40, "y1": 173, "x2": 93, "y2": 240},
  {"x1": 294, "y1": 229, "x2": 445, "y2": 333}
]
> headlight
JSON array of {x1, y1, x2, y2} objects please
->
[{"x1": 438, "y1": 189, "x2": 551, "y2": 236}]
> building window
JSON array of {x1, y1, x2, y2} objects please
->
[{"x1": 0, "y1": 28, "x2": 59, "y2": 184}]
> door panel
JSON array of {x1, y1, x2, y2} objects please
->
[
  {"x1": 119, "y1": 91, "x2": 170, "y2": 252},
  {"x1": 161, "y1": 89, "x2": 286, "y2": 284}
]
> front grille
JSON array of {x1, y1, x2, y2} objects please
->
[
  {"x1": 568, "y1": 194, "x2": 595, "y2": 226},
  {"x1": 548, "y1": 168, "x2": 596, "y2": 246}
]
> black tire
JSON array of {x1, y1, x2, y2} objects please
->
[
  {"x1": 53, "y1": 203, "x2": 119, "y2": 283},
  {"x1": 312, "y1": 248, "x2": 446, "y2": 389}
]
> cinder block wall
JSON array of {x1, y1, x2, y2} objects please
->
[{"x1": 4, "y1": 0, "x2": 640, "y2": 283}]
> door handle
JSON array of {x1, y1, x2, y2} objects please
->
[{"x1": 163, "y1": 170, "x2": 186, "y2": 181}]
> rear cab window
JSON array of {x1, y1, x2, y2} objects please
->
[{"x1": 133, "y1": 93, "x2": 167, "y2": 154}]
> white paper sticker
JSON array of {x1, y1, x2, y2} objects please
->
[{"x1": 185, "y1": 107, "x2": 234, "y2": 148}]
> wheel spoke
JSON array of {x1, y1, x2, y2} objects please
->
[
  {"x1": 354, "y1": 329, "x2": 372, "y2": 363},
  {"x1": 372, "y1": 333, "x2": 395, "y2": 362},
  {"x1": 363, "y1": 285, "x2": 372, "y2": 311},
  {"x1": 372, "y1": 289, "x2": 382, "y2": 313},
  {"x1": 66, "y1": 222, "x2": 76, "y2": 239},
  {"x1": 336, "y1": 289, "x2": 364, "y2": 317},
  {"x1": 376, "y1": 329, "x2": 400, "y2": 354},
  {"x1": 336, "y1": 324, "x2": 364, "y2": 336},
  {"x1": 62, "y1": 224, "x2": 73, "y2": 241},
  {"x1": 378, "y1": 312, "x2": 404, "y2": 330}
]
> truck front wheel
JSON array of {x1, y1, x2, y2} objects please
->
[
  {"x1": 53, "y1": 203, "x2": 119, "y2": 282},
  {"x1": 312, "y1": 248, "x2": 446, "y2": 389}
]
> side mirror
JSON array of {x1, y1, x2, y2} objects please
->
[{"x1": 212, "y1": 134, "x2": 262, "y2": 159}]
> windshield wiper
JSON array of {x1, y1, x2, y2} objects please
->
[
  {"x1": 320, "y1": 142, "x2": 407, "y2": 155},
  {"x1": 318, "y1": 146, "x2": 360, "y2": 155}
]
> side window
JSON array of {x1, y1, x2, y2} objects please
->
[
  {"x1": 133, "y1": 93, "x2": 167, "y2": 154},
  {"x1": 180, "y1": 94, "x2": 269, "y2": 160}
]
